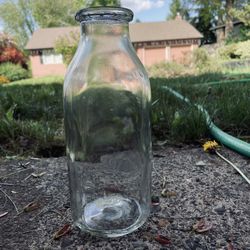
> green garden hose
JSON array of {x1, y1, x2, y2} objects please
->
[
  {"x1": 162, "y1": 86, "x2": 250, "y2": 158},
  {"x1": 194, "y1": 78, "x2": 250, "y2": 87}
]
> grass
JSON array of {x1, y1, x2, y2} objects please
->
[
  {"x1": 0, "y1": 73, "x2": 250, "y2": 156},
  {"x1": 151, "y1": 72, "x2": 250, "y2": 142},
  {"x1": 0, "y1": 77, "x2": 64, "y2": 156}
]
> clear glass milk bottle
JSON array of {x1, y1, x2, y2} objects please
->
[{"x1": 64, "y1": 7, "x2": 152, "y2": 237}]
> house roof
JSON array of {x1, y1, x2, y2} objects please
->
[
  {"x1": 26, "y1": 19, "x2": 203, "y2": 50},
  {"x1": 210, "y1": 21, "x2": 243, "y2": 31}
]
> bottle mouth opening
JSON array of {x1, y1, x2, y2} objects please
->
[{"x1": 75, "y1": 7, "x2": 134, "y2": 23}]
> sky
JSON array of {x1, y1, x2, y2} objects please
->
[
  {"x1": 0, "y1": 0, "x2": 171, "y2": 31},
  {"x1": 121, "y1": 0, "x2": 170, "y2": 22}
]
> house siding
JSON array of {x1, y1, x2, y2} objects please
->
[
  {"x1": 30, "y1": 54, "x2": 67, "y2": 78},
  {"x1": 170, "y1": 45, "x2": 197, "y2": 63},
  {"x1": 29, "y1": 42, "x2": 199, "y2": 77},
  {"x1": 144, "y1": 47, "x2": 166, "y2": 66}
]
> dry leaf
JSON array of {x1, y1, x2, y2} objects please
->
[
  {"x1": 227, "y1": 242, "x2": 234, "y2": 250},
  {"x1": 161, "y1": 189, "x2": 177, "y2": 198},
  {"x1": 193, "y1": 219, "x2": 212, "y2": 233},
  {"x1": 31, "y1": 172, "x2": 46, "y2": 178},
  {"x1": 23, "y1": 202, "x2": 40, "y2": 212},
  {"x1": 53, "y1": 224, "x2": 71, "y2": 240},
  {"x1": 0, "y1": 212, "x2": 8, "y2": 218},
  {"x1": 155, "y1": 235, "x2": 171, "y2": 245}
]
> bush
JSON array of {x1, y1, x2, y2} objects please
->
[
  {"x1": 0, "y1": 75, "x2": 10, "y2": 84},
  {"x1": 219, "y1": 40, "x2": 250, "y2": 60},
  {"x1": 192, "y1": 48, "x2": 222, "y2": 73},
  {"x1": 55, "y1": 31, "x2": 79, "y2": 65},
  {"x1": 148, "y1": 62, "x2": 187, "y2": 78},
  {"x1": 0, "y1": 63, "x2": 29, "y2": 82},
  {"x1": 219, "y1": 43, "x2": 239, "y2": 59},
  {"x1": 0, "y1": 33, "x2": 27, "y2": 67},
  {"x1": 234, "y1": 40, "x2": 250, "y2": 59}
]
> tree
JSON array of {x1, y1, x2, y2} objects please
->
[
  {"x1": 191, "y1": 3, "x2": 216, "y2": 44},
  {"x1": 231, "y1": 3, "x2": 250, "y2": 40},
  {"x1": 31, "y1": 0, "x2": 85, "y2": 28},
  {"x1": 167, "y1": 0, "x2": 190, "y2": 20},
  {"x1": 191, "y1": 0, "x2": 248, "y2": 40},
  {"x1": 231, "y1": 3, "x2": 250, "y2": 27},
  {"x1": 0, "y1": 0, "x2": 36, "y2": 48},
  {"x1": 87, "y1": 0, "x2": 121, "y2": 6},
  {"x1": 191, "y1": 1, "x2": 217, "y2": 44},
  {"x1": 0, "y1": 0, "x2": 86, "y2": 48}
]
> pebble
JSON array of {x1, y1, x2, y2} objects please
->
[
  {"x1": 214, "y1": 206, "x2": 226, "y2": 215},
  {"x1": 132, "y1": 241, "x2": 148, "y2": 249}
]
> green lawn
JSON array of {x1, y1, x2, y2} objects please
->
[{"x1": 0, "y1": 73, "x2": 249, "y2": 156}]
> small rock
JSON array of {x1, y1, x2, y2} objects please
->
[
  {"x1": 132, "y1": 241, "x2": 148, "y2": 249},
  {"x1": 213, "y1": 171, "x2": 221, "y2": 177},
  {"x1": 195, "y1": 161, "x2": 206, "y2": 166},
  {"x1": 151, "y1": 195, "x2": 160, "y2": 205},
  {"x1": 61, "y1": 237, "x2": 73, "y2": 248},
  {"x1": 158, "y1": 218, "x2": 170, "y2": 228},
  {"x1": 214, "y1": 206, "x2": 226, "y2": 215}
]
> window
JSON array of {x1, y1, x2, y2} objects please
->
[{"x1": 41, "y1": 50, "x2": 63, "y2": 65}]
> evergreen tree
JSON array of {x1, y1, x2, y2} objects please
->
[{"x1": 167, "y1": 0, "x2": 189, "y2": 20}]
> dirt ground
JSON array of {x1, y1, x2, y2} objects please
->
[{"x1": 0, "y1": 145, "x2": 250, "y2": 250}]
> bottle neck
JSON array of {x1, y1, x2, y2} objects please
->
[{"x1": 80, "y1": 22, "x2": 129, "y2": 38}]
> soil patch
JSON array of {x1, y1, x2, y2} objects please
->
[{"x1": 0, "y1": 146, "x2": 249, "y2": 249}]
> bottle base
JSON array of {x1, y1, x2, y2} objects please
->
[{"x1": 75, "y1": 194, "x2": 149, "y2": 237}]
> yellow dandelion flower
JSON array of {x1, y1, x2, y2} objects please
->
[{"x1": 203, "y1": 140, "x2": 219, "y2": 153}]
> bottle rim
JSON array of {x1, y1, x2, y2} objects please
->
[{"x1": 75, "y1": 7, "x2": 134, "y2": 23}]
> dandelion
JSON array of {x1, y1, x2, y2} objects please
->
[
  {"x1": 202, "y1": 140, "x2": 250, "y2": 185},
  {"x1": 203, "y1": 140, "x2": 219, "y2": 153}
]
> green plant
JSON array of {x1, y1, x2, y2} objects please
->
[
  {"x1": 0, "y1": 62, "x2": 29, "y2": 82},
  {"x1": 220, "y1": 40, "x2": 250, "y2": 60},
  {"x1": 192, "y1": 48, "x2": 222, "y2": 73},
  {"x1": 234, "y1": 40, "x2": 250, "y2": 59},
  {"x1": 171, "y1": 108, "x2": 208, "y2": 142},
  {"x1": 219, "y1": 43, "x2": 238, "y2": 59},
  {"x1": 148, "y1": 62, "x2": 187, "y2": 78},
  {"x1": 55, "y1": 32, "x2": 79, "y2": 65}
]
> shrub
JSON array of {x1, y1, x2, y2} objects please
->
[
  {"x1": 234, "y1": 40, "x2": 250, "y2": 59},
  {"x1": 148, "y1": 62, "x2": 187, "y2": 78},
  {"x1": 0, "y1": 75, "x2": 10, "y2": 84},
  {"x1": 219, "y1": 43, "x2": 239, "y2": 59},
  {"x1": 55, "y1": 31, "x2": 79, "y2": 65},
  {"x1": 192, "y1": 48, "x2": 222, "y2": 73},
  {"x1": 0, "y1": 33, "x2": 27, "y2": 67},
  {"x1": 0, "y1": 63, "x2": 29, "y2": 82},
  {"x1": 219, "y1": 40, "x2": 250, "y2": 60}
]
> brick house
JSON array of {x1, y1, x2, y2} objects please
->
[{"x1": 26, "y1": 17, "x2": 202, "y2": 78}]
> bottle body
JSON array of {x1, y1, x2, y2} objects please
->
[{"x1": 64, "y1": 7, "x2": 152, "y2": 237}]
